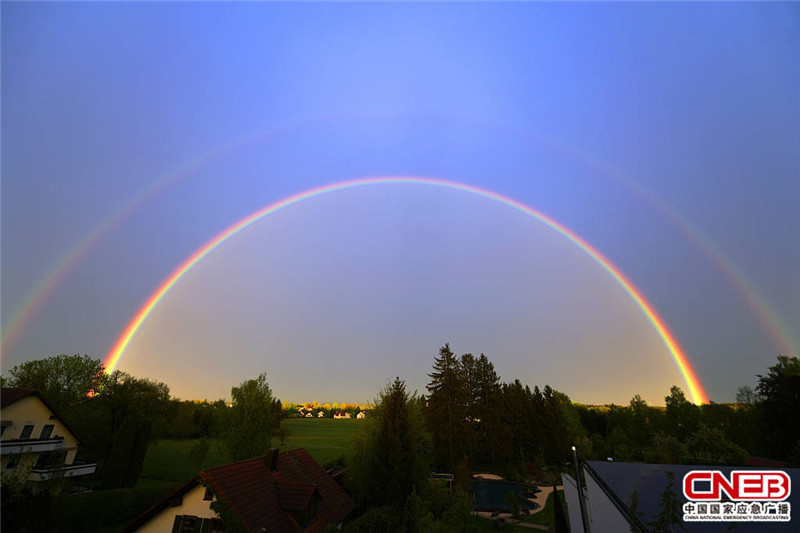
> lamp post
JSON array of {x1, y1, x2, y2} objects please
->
[{"x1": 572, "y1": 445, "x2": 591, "y2": 533}]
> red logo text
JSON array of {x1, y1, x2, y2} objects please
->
[{"x1": 683, "y1": 470, "x2": 791, "y2": 501}]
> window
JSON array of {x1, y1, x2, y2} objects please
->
[
  {"x1": 171, "y1": 516, "x2": 220, "y2": 533},
  {"x1": 19, "y1": 424, "x2": 35, "y2": 439},
  {"x1": 5, "y1": 456, "x2": 19, "y2": 471},
  {"x1": 34, "y1": 451, "x2": 66, "y2": 469},
  {"x1": 39, "y1": 424, "x2": 55, "y2": 439},
  {"x1": 171, "y1": 515, "x2": 199, "y2": 533},
  {"x1": 203, "y1": 486, "x2": 213, "y2": 501}
]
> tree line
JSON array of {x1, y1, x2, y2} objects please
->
[
  {"x1": 341, "y1": 346, "x2": 799, "y2": 531},
  {"x1": 1, "y1": 356, "x2": 282, "y2": 489},
  {"x1": 3, "y1": 349, "x2": 798, "y2": 531}
]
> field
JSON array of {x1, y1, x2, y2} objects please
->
[
  {"x1": 59, "y1": 418, "x2": 567, "y2": 532},
  {"x1": 138, "y1": 417, "x2": 363, "y2": 486},
  {"x1": 277, "y1": 418, "x2": 363, "y2": 466}
]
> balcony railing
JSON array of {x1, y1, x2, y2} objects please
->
[
  {"x1": 28, "y1": 460, "x2": 98, "y2": 481},
  {"x1": 0, "y1": 437, "x2": 65, "y2": 455}
]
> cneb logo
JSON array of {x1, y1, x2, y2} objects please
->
[{"x1": 683, "y1": 470, "x2": 791, "y2": 501}]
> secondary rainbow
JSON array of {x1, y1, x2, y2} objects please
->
[
  {"x1": 104, "y1": 176, "x2": 709, "y2": 403},
  {"x1": 7, "y1": 119, "x2": 795, "y2": 361}
]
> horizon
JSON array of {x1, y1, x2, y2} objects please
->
[{"x1": 3, "y1": 3, "x2": 798, "y2": 407}]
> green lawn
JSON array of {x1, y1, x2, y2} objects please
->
[
  {"x1": 138, "y1": 439, "x2": 228, "y2": 483},
  {"x1": 519, "y1": 488, "x2": 569, "y2": 529},
  {"x1": 138, "y1": 417, "x2": 364, "y2": 485},
  {"x1": 276, "y1": 418, "x2": 363, "y2": 466}
]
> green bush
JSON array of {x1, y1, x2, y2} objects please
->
[{"x1": 50, "y1": 486, "x2": 169, "y2": 532}]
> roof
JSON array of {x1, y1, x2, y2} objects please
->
[
  {"x1": 1, "y1": 387, "x2": 40, "y2": 408},
  {"x1": 123, "y1": 448, "x2": 354, "y2": 532},
  {"x1": 745, "y1": 456, "x2": 788, "y2": 468},
  {"x1": 120, "y1": 476, "x2": 202, "y2": 533},
  {"x1": 276, "y1": 482, "x2": 320, "y2": 511},
  {"x1": 584, "y1": 460, "x2": 800, "y2": 532},
  {"x1": 0, "y1": 387, "x2": 85, "y2": 445}
]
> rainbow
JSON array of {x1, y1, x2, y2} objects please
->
[
  {"x1": 4, "y1": 116, "x2": 796, "y2": 362},
  {"x1": 104, "y1": 176, "x2": 710, "y2": 404}
]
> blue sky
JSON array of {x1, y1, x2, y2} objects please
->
[{"x1": 2, "y1": 2, "x2": 798, "y2": 404}]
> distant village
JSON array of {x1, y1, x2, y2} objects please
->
[{"x1": 282, "y1": 402, "x2": 369, "y2": 419}]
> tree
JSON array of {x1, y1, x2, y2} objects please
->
[
  {"x1": 73, "y1": 370, "x2": 170, "y2": 460},
  {"x1": 735, "y1": 385, "x2": 758, "y2": 405},
  {"x1": 222, "y1": 373, "x2": 276, "y2": 462},
  {"x1": 685, "y1": 425, "x2": 747, "y2": 465},
  {"x1": 650, "y1": 433, "x2": 687, "y2": 464},
  {"x1": 628, "y1": 395, "x2": 653, "y2": 455},
  {"x1": 756, "y1": 355, "x2": 800, "y2": 459},
  {"x1": 347, "y1": 378, "x2": 431, "y2": 508},
  {"x1": 426, "y1": 344, "x2": 468, "y2": 469},
  {"x1": 664, "y1": 386, "x2": 700, "y2": 441},
  {"x1": 472, "y1": 353, "x2": 502, "y2": 462},
  {"x1": 3, "y1": 354, "x2": 104, "y2": 418},
  {"x1": 100, "y1": 414, "x2": 152, "y2": 488},
  {"x1": 375, "y1": 378, "x2": 424, "y2": 503}
]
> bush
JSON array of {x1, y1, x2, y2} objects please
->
[
  {"x1": 504, "y1": 491, "x2": 521, "y2": 519},
  {"x1": 343, "y1": 506, "x2": 397, "y2": 532},
  {"x1": 50, "y1": 486, "x2": 169, "y2": 532}
]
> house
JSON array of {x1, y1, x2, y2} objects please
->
[
  {"x1": 334, "y1": 412, "x2": 351, "y2": 419},
  {"x1": 356, "y1": 412, "x2": 366, "y2": 419},
  {"x1": 123, "y1": 448, "x2": 355, "y2": 532},
  {"x1": 304, "y1": 412, "x2": 313, "y2": 418},
  {"x1": 317, "y1": 411, "x2": 325, "y2": 418},
  {"x1": 563, "y1": 460, "x2": 800, "y2": 532},
  {"x1": 0, "y1": 388, "x2": 97, "y2": 486}
]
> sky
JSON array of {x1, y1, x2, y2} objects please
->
[{"x1": 2, "y1": 2, "x2": 798, "y2": 406}]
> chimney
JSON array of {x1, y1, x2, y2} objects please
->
[{"x1": 266, "y1": 448, "x2": 279, "y2": 471}]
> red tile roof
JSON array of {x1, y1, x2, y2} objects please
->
[
  {"x1": 275, "y1": 482, "x2": 319, "y2": 511},
  {"x1": 124, "y1": 448, "x2": 355, "y2": 532}
]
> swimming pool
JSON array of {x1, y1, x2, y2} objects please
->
[{"x1": 472, "y1": 480, "x2": 541, "y2": 512}]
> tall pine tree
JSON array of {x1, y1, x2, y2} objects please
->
[{"x1": 426, "y1": 344, "x2": 467, "y2": 470}]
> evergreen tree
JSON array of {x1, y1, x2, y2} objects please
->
[
  {"x1": 426, "y1": 343, "x2": 467, "y2": 469},
  {"x1": 473, "y1": 353, "x2": 502, "y2": 462},
  {"x1": 347, "y1": 378, "x2": 431, "y2": 509},
  {"x1": 375, "y1": 378, "x2": 419, "y2": 504}
]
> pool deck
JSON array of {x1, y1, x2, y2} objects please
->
[{"x1": 472, "y1": 484, "x2": 564, "y2": 530}]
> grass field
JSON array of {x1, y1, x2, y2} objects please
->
[
  {"x1": 277, "y1": 418, "x2": 362, "y2": 466},
  {"x1": 138, "y1": 417, "x2": 364, "y2": 485}
]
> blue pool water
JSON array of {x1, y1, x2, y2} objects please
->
[{"x1": 472, "y1": 480, "x2": 541, "y2": 512}]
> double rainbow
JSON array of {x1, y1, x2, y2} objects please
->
[{"x1": 103, "y1": 176, "x2": 709, "y2": 404}]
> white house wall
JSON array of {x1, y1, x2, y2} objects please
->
[
  {"x1": 1, "y1": 395, "x2": 80, "y2": 470},
  {"x1": 562, "y1": 473, "x2": 586, "y2": 533},
  {"x1": 136, "y1": 484, "x2": 217, "y2": 532},
  {"x1": 583, "y1": 465, "x2": 631, "y2": 533}
]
